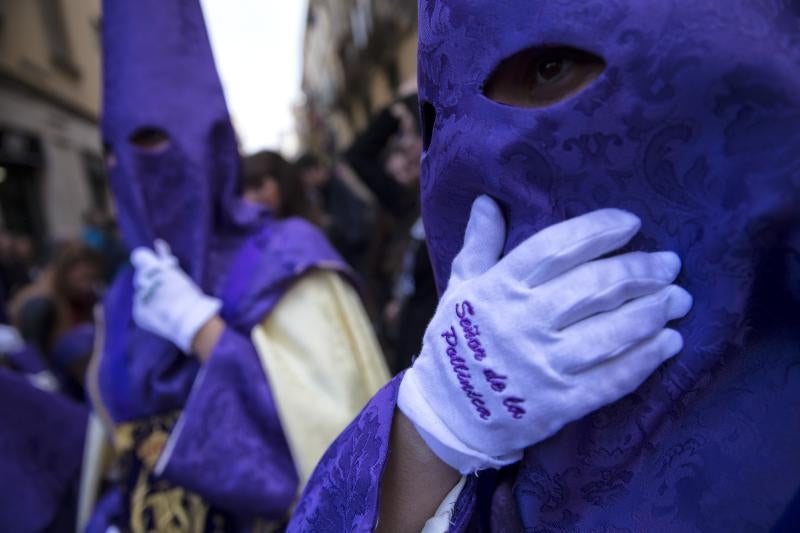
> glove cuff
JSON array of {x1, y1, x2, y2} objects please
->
[
  {"x1": 175, "y1": 294, "x2": 222, "y2": 353},
  {"x1": 398, "y1": 370, "x2": 522, "y2": 474}
]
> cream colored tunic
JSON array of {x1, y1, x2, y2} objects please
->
[{"x1": 252, "y1": 269, "x2": 390, "y2": 490}]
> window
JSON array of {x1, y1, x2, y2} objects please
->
[
  {"x1": 37, "y1": 0, "x2": 80, "y2": 77},
  {"x1": 82, "y1": 151, "x2": 108, "y2": 213}
]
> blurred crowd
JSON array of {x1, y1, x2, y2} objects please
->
[{"x1": 0, "y1": 210, "x2": 126, "y2": 401}]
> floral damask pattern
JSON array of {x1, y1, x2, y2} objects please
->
[
  {"x1": 291, "y1": 0, "x2": 800, "y2": 531},
  {"x1": 288, "y1": 375, "x2": 401, "y2": 533}
]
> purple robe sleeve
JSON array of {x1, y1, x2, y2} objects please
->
[
  {"x1": 153, "y1": 328, "x2": 298, "y2": 518},
  {"x1": 288, "y1": 373, "x2": 480, "y2": 532}
]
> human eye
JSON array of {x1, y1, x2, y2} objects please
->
[{"x1": 483, "y1": 46, "x2": 605, "y2": 108}]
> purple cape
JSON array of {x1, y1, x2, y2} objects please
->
[
  {"x1": 93, "y1": 0, "x2": 351, "y2": 525},
  {"x1": 290, "y1": 0, "x2": 800, "y2": 531},
  {"x1": 0, "y1": 369, "x2": 88, "y2": 532}
]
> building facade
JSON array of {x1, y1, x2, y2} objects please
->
[
  {"x1": 299, "y1": 0, "x2": 418, "y2": 154},
  {"x1": 0, "y1": 0, "x2": 104, "y2": 254}
]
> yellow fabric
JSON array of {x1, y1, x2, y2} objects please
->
[{"x1": 251, "y1": 270, "x2": 390, "y2": 490}]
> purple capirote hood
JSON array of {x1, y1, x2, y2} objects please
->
[{"x1": 101, "y1": 0, "x2": 263, "y2": 288}]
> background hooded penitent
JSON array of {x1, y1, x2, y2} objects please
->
[
  {"x1": 95, "y1": 0, "x2": 349, "y2": 427},
  {"x1": 101, "y1": 1, "x2": 264, "y2": 293},
  {"x1": 415, "y1": 0, "x2": 800, "y2": 528}
]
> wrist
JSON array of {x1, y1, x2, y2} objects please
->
[
  {"x1": 376, "y1": 409, "x2": 461, "y2": 533},
  {"x1": 398, "y1": 370, "x2": 521, "y2": 474},
  {"x1": 173, "y1": 292, "x2": 221, "y2": 353},
  {"x1": 190, "y1": 315, "x2": 225, "y2": 362}
]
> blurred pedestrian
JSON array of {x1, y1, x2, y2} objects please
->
[
  {"x1": 296, "y1": 153, "x2": 376, "y2": 278},
  {"x1": 343, "y1": 93, "x2": 421, "y2": 221},
  {"x1": 242, "y1": 150, "x2": 321, "y2": 224}
]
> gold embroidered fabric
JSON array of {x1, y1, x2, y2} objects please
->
[{"x1": 115, "y1": 412, "x2": 221, "y2": 533}]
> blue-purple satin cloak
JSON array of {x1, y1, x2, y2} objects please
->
[{"x1": 288, "y1": 0, "x2": 800, "y2": 531}]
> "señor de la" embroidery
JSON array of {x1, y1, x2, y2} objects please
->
[{"x1": 441, "y1": 300, "x2": 526, "y2": 421}]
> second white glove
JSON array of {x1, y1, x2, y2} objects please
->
[
  {"x1": 398, "y1": 196, "x2": 692, "y2": 474},
  {"x1": 130, "y1": 240, "x2": 221, "y2": 353}
]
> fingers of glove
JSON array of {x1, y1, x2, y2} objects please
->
[
  {"x1": 132, "y1": 257, "x2": 165, "y2": 291},
  {"x1": 537, "y1": 251, "x2": 682, "y2": 330},
  {"x1": 571, "y1": 328, "x2": 683, "y2": 407},
  {"x1": 497, "y1": 209, "x2": 641, "y2": 287},
  {"x1": 450, "y1": 195, "x2": 506, "y2": 283},
  {"x1": 130, "y1": 246, "x2": 160, "y2": 271},
  {"x1": 154, "y1": 239, "x2": 176, "y2": 263},
  {"x1": 553, "y1": 285, "x2": 692, "y2": 374}
]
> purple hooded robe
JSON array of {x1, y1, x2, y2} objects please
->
[
  {"x1": 289, "y1": 1, "x2": 800, "y2": 531},
  {"x1": 89, "y1": 0, "x2": 350, "y2": 529}
]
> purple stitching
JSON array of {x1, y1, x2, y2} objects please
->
[
  {"x1": 441, "y1": 300, "x2": 527, "y2": 421},
  {"x1": 503, "y1": 397, "x2": 526, "y2": 419},
  {"x1": 483, "y1": 369, "x2": 508, "y2": 392},
  {"x1": 456, "y1": 300, "x2": 487, "y2": 361},
  {"x1": 441, "y1": 326, "x2": 491, "y2": 420}
]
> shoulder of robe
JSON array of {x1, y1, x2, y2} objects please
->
[
  {"x1": 268, "y1": 217, "x2": 330, "y2": 248},
  {"x1": 254, "y1": 217, "x2": 347, "y2": 281}
]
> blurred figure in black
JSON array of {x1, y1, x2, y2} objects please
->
[
  {"x1": 343, "y1": 94, "x2": 420, "y2": 222},
  {"x1": 342, "y1": 92, "x2": 438, "y2": 374},
  {"x1": 296, "y1": 153, "x2": 376, "y2": 279}
]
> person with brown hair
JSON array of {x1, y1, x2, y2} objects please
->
[
  {"x1": 242, "y1": 150, "x2": 321, "y2": 224},
  {"x1": 9, "y1": 243, "x2": 102, "y2": 399}
]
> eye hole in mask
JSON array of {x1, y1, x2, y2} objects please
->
[
  {"x1": 420, "y1": 101, "x2": 437, "y2": 152},
  {"x1": 484, "y1": 46, "x2": 605, "y2": 108},
  {"x1": 128, "y1": 127, "x2": 171, "y2": 152}
]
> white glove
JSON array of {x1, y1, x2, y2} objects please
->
[
  {"x1": 398, "y1": 196, "x2": 692, "y2": 474},
  {"x1": 130, "y1": 240, "x2": 221, "y2": 353}
]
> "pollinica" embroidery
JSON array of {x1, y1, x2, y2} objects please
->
[
  {"x1": 441, "y1": 326, "x2": 491, "y2": 420},
  {"x1": 441, "y1": 299, "x2": 528, "y2": 421}
]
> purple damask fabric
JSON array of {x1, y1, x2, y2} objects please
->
[
  {"x1": 290, "y1": 374, "x2": 402, "y2": 533},
  {"x1": 0, "y1": 369, "x2": 87, "y2": 532},
  {"x1": 93, "y1": 0, "x2": 350, "y2": 526},
  {"x1": 157, "y1": 328, "x2": 298, "y2": 517},
  {"x1": 290, "y1": 1, "x2": 800, "y2": 531}
]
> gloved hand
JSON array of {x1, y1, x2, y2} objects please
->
[
  {"x1": 130, "y1": 240, "x2": 221, "y2": 353},
  {"x1": 398, "y1": 196, "x2": 692, "y2": 474}
]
